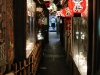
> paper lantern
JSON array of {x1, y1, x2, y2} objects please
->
[
  {"x1": 68, "y1": 0, "x2": 86, "y2": 13},
  {"x1": 60, "y1": 7, "x2": 74, "y2": 17},
  {"x1": 60, "y1": 8, "x2": 66, "y2": 17},
  {"x1": 81, "y1": 7, "x2": 88, "y2": 17},
  {"x1": 65, "y1": 7, "x2": 74, "y2": 17},
  {"x1": 44, "y1": 1, "x2": 50, "y2": 7},
  {"x1": 60, "y1": 0, "x2": 87, "y2": 17}
]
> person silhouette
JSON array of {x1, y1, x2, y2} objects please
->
[{"x1": 51, "y1": 17, "x2": 55, "y2": 29}]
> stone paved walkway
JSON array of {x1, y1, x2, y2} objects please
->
[{"x1": 36, "y1": 32, "x2": 71, "y2": 75}]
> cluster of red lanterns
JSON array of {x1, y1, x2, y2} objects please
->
[{"x1": 57, "y1": 0, "x2": 87, "y2": 17}]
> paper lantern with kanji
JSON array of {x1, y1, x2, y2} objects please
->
[
  {"x1": 65, "y1": 7, "x2": 74, "y2": 17},
  {"x1": 68, "y1": 0, "x2": 86, "y2": 13},
  {"x1": 60, "y1": 7, "x2": 74, "y2": 17},
  {"x1": 60, "y1": 8, "x2": 66, "y2": 17}
]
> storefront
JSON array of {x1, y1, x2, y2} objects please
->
[
  {"x1": 56, "y1": 0, "x2": 89, "y2": 75},
  {"x1": 4, "y1": 0, "x2": 43, "y2": 74},
  {"x1": 26, "y1": 0, "x2": 36, "y2": 58},
  {"x1": 72, "y1": 17, "x2": 88, "y2": 75}
]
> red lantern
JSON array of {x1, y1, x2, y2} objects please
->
[
  {"x1": 65, "y1": 7, "x2": 74, "y2": 17},
  {"x1": 44, "y1": 1, "x2": 50, "y2": 7},
  {"x1": 60, "y1": 7, "x2": 74, "y2": 17},
  {"x1": 68, "y1": 0, "x2": 86, "y2": 13},
  {"x1": 60, "y1": 0, "x2": 87, "y2": 17},
  {"x1": 81, "y1": 6, "x2": 88, "y2": 17},
  {"x1": 60, "y1": 8, "x2": 66, "y2": 17}
]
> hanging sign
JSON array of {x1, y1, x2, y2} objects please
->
[{"x1": 65, "y1": 19, "x2": 71, "y2": 36}]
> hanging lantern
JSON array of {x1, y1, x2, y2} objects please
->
[
  {"x1": 68, "y1": 0, "x2": 86, "y2": 13},
  {"x1": 65, "y1": 7, "x2": 74, "y2": 17},
  {"x1": 60, "y1": 8, "x2": 66, "y2": 17},
  {"x1": 60, "y1": 6, "x2": 74, "y2": 17},
  {"x1": 81, "y1": 7, "x2": 88, "y2": 17},
  {"x1": 60, "y1": 0, "x2": 87, "y2": 17},
  {"x1": 44, "y1": 1, "x2": 50, "y2": 7},
  {"x1": 81, "y1": 0, "x2": 88, "y2": 17}
]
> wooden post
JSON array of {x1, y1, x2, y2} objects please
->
[
  {"x1": 23, "y1": 60, "x2": 26, "y2": 75},
  {"x1": 19, "y1": 62, "x2": 22, "y2": 75}
]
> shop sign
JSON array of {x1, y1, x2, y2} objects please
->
[{"x1": 65, "y1": 19, "x2": 71, "y2": 36}]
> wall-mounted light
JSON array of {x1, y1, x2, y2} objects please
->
[{"x1": 37, "y1": 30, "x2": 44, "y2": 40}]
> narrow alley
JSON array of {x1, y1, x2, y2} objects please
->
[{"x1": 36, "y1": 32, "x2": 71, "y2": 75}]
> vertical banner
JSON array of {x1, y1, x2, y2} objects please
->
[{"x1": 66, "y1": 19, "x2": 71, "y2": 36}]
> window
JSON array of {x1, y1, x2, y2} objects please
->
[{"x1": 72, "y1": 17, "x2": 88, "y2": 75}]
